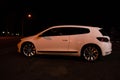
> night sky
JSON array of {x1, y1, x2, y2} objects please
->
[{"x1": 0, "y1": 1, "x2": 120, "y2": 37}]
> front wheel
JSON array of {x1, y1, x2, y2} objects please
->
[
  {"x1": 81, "y1": 45, "x2": 101, "y2": 61},
  {"x1": 21, "y1": 42, "x2": 36, "y2": 57}
]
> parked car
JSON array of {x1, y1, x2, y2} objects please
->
[{"x1": 17, "y1": 25, "x2": 112, "y2": 61}]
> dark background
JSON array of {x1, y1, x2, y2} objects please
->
[
  {"x1": 0, "y1": 1, "x2": 120, "y2": 80},
  {"x1": 0, "y1": 0, "x2": 120, "y2": 39}
]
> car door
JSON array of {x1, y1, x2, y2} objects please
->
[
  {"x1": 68, "y1": 27, "x2": 90, "y2": 51},
  {"x1": 36, "y1": 27, "x2": 69, "y2": 52}
]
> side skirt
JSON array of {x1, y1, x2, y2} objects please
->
[{"x1": 37, "y1": 51, "x2": 79, "y2": 56}]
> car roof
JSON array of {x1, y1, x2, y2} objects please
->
[
  {"x1": 50, "y1": 25, "x2": 102, "y2": 30},
  {"x1": 36, "y1": 25, "x2": 102, "y2": 36}
]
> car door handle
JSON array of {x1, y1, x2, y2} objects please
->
[{"x1": 62, "y1": 40, "x2": 68, "y2": 41}]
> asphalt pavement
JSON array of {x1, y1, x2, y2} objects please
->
[{"x1": 0, "y1": 38, "x2": 120, "y2": 80}]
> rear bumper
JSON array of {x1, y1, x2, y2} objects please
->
[{"x1": 100, "y1": 42, "x2": 112, "y2": 56}]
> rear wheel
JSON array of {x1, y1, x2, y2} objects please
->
[
  {"x1": 81, "y1": 45, "x2": 101, "y2": 61},
  {"x1": 21, "y1": 42, "x2": 36, "y2": 57}
]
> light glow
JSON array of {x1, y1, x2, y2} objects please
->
[
  {"x1": 2, "y1": 31, "x2": 5, "y2": 34},
  {"x1": 28, "y1": 14, "x2": 32, "y2": 18}
]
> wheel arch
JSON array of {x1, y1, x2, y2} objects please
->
[
  {"x1": 20, "y1": 41, "x2": 35, "y2": 53},
  {"x1": 80, "y1": 43, "x2": 102, "y2": 56}
]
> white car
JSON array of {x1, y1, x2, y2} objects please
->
[{"x1": 17, "y1": 25, "x2": 112, "y2": 61}]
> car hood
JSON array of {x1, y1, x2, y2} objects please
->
[{"x1": 21, "y1": 35, "x2": 37, "y2": 41}]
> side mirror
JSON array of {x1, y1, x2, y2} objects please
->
[
  {"x1": 38, "y1": 33, "x2": 47, "y2": 37},
  {"x1": 38, "y1": 34, "x2": 43, "y2": 37}
]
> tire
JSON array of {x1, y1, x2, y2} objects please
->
[
  {"x1": 21, "y1": 42, "x2": 36, "y2": 57},
  {"x1": 81, "y1": 44, "x2": 101, "y2": 61}
]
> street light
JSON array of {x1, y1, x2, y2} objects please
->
[
  {"x1": 2, "y1": 31, "x2": 5, "y2": 34},
  {"x1": 22, "y1": 13, "x2": 32, "y2": 37},
  {"x1": 28, "y1": 14, "x2": 32, "y2": 18}
]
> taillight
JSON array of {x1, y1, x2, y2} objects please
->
[{"x1": 97, "y1": 37, "x2": 109, "y2": 42}]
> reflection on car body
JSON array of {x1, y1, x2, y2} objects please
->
[{"x1": 17, "y1": 25, "x2": 112, "y2": 61}]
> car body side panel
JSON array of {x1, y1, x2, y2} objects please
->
[
  {"x1": 34, "y1": 36, "x2": 69, "y2": 52},
  {"x1": 17, "y1": 25, "x2": 112, "y2": 58}
]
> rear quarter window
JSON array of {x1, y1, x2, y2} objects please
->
[
  {"x1": 67, "y1": 27, "x2": 90, "y2": 35},
  {"x1": 99, "y1": 29, "x2": 109, "y2": 36}
]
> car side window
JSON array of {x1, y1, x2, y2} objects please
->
[
  {"x1": 41, "y1": 28, "x2": 64, "y2": 36},
  {"x1": 41, "y1": 27, "x2": 90, "y2": 37},
  {"x1": 70, "y1": 28, "x2": 90, "y2": 35}
]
